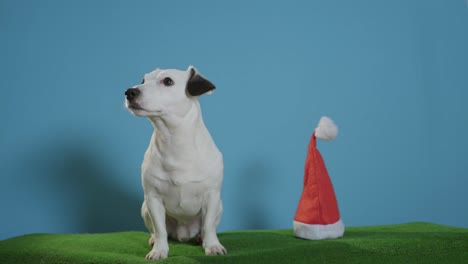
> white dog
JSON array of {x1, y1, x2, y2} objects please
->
[{"x1": 125, "y1": 66, "x2": 226, "y2": 260}]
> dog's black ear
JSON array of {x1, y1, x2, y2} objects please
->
[{"x1": 186, "y1": 66, "x2": 216, "y2": 96}]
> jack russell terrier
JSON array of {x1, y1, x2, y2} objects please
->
[{"x1": 125, "y1": 66, "x2": 226, "y2": 260}]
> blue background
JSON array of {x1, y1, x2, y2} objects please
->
[{"x1": 1, "y1": 0, "x2": 467, "y2": 240}]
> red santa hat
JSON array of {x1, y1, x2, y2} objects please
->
[{"x1": 293, "y1": 116, "x2": 345, "y2": 240}]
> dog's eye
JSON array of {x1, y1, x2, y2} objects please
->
[
  {"x1": 141, "y1": 79, "x2": 145, "y2": 84},
  {"x1": 162, "y1": 77, "x2": 174, "y2": 86}
]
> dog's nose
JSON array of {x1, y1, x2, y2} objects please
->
[{"x1": 125, "y1": 88, "x2": 140, "y2": 101}]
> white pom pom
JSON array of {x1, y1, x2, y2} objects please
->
[{"x1": 315, "y1": 116, "x2": 338, "y2": 141}]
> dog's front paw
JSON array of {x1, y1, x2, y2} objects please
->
[
  {"x1": 145, "y1": 249, "x2": 168, "y2": 260},
  {"x1": 148, "y1": 236, "x2": 155, "y2": 247},
  {"x1": 204, "y1": 243, "x2": 227, "y2": 256}
]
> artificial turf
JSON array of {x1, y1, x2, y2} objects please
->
[{"x1": 1, "y1": 222, "x2": 467, "y2": 264}]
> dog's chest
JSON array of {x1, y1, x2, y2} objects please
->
[
  {"x1": 142, "y1": 150, "x2": 221, "y2": 219},
  {"x1": 158, "y1": 180, "x2": 207, "y2": 218},
  {"x1": 143, "y1": 139, "x2": 221, "y2": 183}
]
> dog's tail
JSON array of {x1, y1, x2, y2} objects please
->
[{"x1": 314, "y1": 116, "x2": 338, "y2": 141}]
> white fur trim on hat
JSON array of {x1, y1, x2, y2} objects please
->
[
  {"x1": 315, "y1": 116, "x2": 338, "y2": 141},
  {"x1": 293, "y1": 219, "x2": 345, "y2": 240}
]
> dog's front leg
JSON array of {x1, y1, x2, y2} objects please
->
[
  {"x1": 201, "y1": 191, "x2": 227, "y2": 255},
  {"x1": 145, "y1": 196, "x2": 169, "y2": 260}
]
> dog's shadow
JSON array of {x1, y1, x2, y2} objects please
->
[
  {"x1": 28, "y1": 136, "x2": 145, "y2": 234},
  {"x1": 26, "y1": 137, "x2": 275, "y2": 234},
  {"x1": 235, "y1": 160, "x2": 274, "y2": 230}
]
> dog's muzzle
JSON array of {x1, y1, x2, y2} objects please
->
[{"x1": 125, "y1": 88, "x2": 140, "y2": 102}]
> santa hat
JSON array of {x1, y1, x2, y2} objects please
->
[{"x1": 293, "y1": 116, "x2": 345, "y2": 240}]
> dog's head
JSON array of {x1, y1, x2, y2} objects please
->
[{"x1": 125, "y1": 66, "x2": 215, "y2": 117}]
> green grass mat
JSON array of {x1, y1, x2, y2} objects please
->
[{"x1": 1, "y1": 222, "x2": 467, "y2": 264}]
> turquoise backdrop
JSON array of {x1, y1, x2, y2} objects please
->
[{"x1": 1, "y1": 0, "x2": 467, "y2": 239}]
